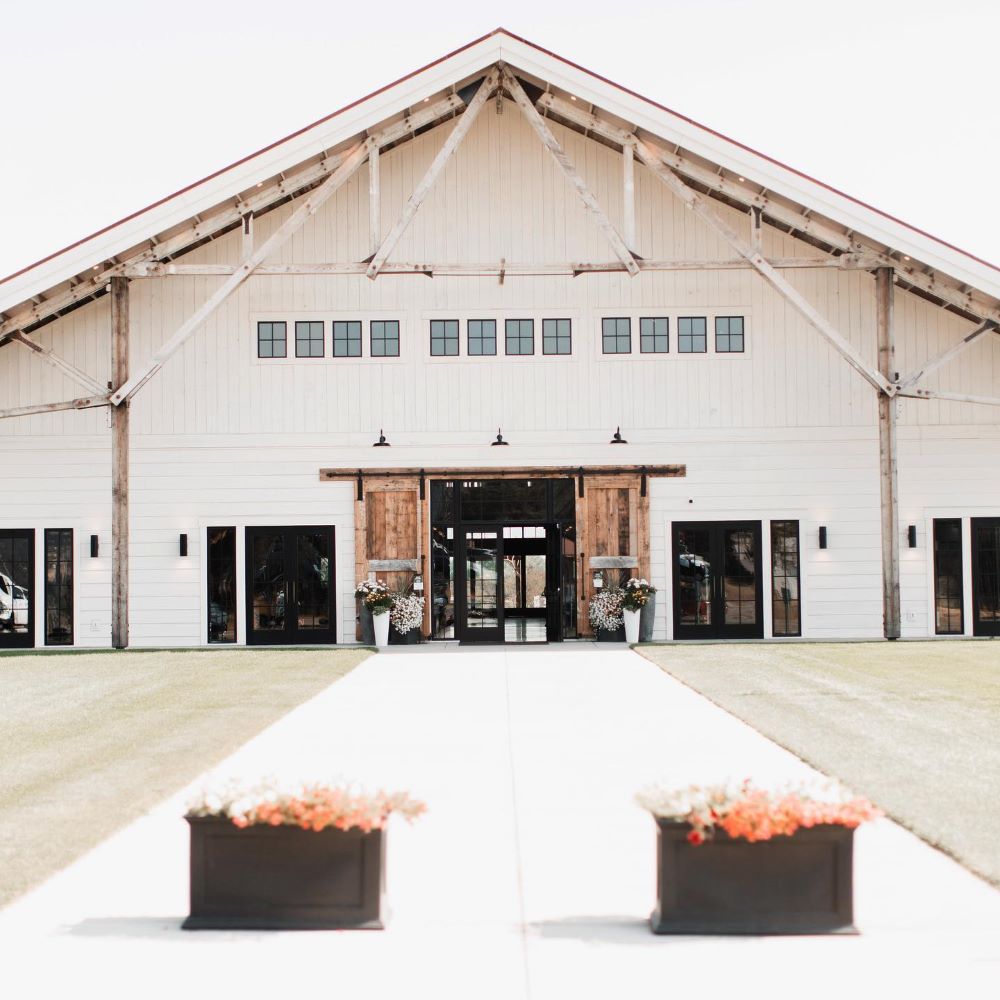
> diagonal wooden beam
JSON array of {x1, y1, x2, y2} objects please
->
[
  {"x1": 897, "y1": 320, "x2": 998, "y2": 390},
  {"x1": 633, "y1": 138, "x2": 893, "y2": 395},
  {"x1": 898, "y1": 386, "x2": 1000, "y2": 407},
  {"x1": 110, "y1": 139, "x2": 374, "y2": 404},
  {"x1": 366, "y1": 70, "x2": 499, "y2": 279},
  {"x1": 9, "y1": 331, "x2": 107, "y2": 396},
  {"x1": 623, "y1": 142, "x2": 636, "y2": 252},
  {"x1": 504, "y1": 70, "x2": 639, "y2": 276},
  {"x1": 0, "y1": 395, "x2": 108, "y2": 420},
  {"x1": 536, "y1": 92, "x2": 1000, "y2": 328}
]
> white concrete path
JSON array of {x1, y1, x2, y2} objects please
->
[{"x1": 3, "y1": 648, "x2": 999, "y2": 999}]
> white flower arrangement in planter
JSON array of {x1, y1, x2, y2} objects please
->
[
  {"x1": 390, "y1": 592, "x2": 425, "y2": 637},
  {"x1": 588, "y1": 587, "x2": 625, "y2": 637}
]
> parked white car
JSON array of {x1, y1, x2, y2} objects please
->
[{"x1": 0, "y1": 574, "x2": 29, "y2": 631}]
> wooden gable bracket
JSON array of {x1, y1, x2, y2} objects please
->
[
  {"x1": 897, "y1": 320, "x2": 999, "y2": 396},
  {"x1": 366, "y1": 68, "x2": 500, "y2": 279},
  {"x1": 632, "y1": 137, "x2": 894, "y2": 396},
  {"x1": 536, "y1": 92, "x2": 1000, "y2": 329},
  {"x1": 110, "y1": 137, "x2": 376, "y2": 405},
  {"x1": 5, "y1": 330, "x2": 107, "y2": 398},
  {"x1": 503, "y1": 69, "x2": 640, "y2": 277},
  {"x1": 0, "y1": 396, "x2": 109, "y2": 420}
]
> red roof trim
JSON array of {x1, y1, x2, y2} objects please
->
[{"x1": 3, "y1": 26, "x2": 997, "y2": 289}]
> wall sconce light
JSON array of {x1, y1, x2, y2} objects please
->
[
  {"x1": 907, "y1": 525, "x2": 917, "y2": 548},
  {"x1": 373, "y1": 429, "x2": 390, "y2": 447},
  {"x1": 90, "y1": 534, "x2": 99, "y2": 558},
  {"x1": 179, "y1": 533, "x2": 188, "y2": 557},
  {"x1": 818, "y1": 526, "x2": 828, "y2": 550},
  {"x1": 592, "y1": 570, "x2": 604, "y2": 589},
  {"x1": 413, "y1": 574, "x2": 424, "y2": 592},
  {"x1": 491, "y1": 428, "x2": 509, "y2": 446},
  {"x1": 610, "y1": 426, "x2": 628, "y2": 444}
]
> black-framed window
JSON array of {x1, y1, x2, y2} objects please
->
[
  {"x1": 678, "y1": 316, "x2": 707, "y2": 353},
  {"x1": 208, "y1": 527, "x2": 237, "y2": 643},
  {"x1": 44, "y1": 528, "x2": 73, "y2": 646},
  {"x1": 431, "y1": 319, "x2": 459, "y2": 356},
  {"x1": 295, "y1": 321, "x2": 324, "y2": 358},
  {"x1": 542, "y1": 318, "x2": 572, "y2": 355},
  {"x1": 933, "y1": 518, "x2": 964, "y2": 635},
  {"x1": 468, "y1": 319, "x2": 496, "y2": 356},
  {"x1": 771, "y1": 520, "x2": 801, "y2": 637},
  {"x1": 505, "y1": 319, "x2": 534, "y2": 356},
  {"x1": 640, "y1": 317, "x2": 669, "y2": 354},
  {"x1": 332, "y1": 321, "x2": 362, "y2": 358},
  {"x1": 370, "y1": 320, "x2": 399, "y2": 358},
  {"x1": 716, "y1": 315, "x2": 745, "y2": 353},
  {"x1": 602, "y1": 317, "x2": 631, "y2": 354},
  {"x1": 257, "y1": 321, "x2": 286, "y2": 359}
]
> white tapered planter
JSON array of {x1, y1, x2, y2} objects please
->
[
  {"x1": 624, "y1": 608, "x2": 641, "y2": 644},
  {"x1": 373, "y1": 611, "x2": 391, "y2": 648}
]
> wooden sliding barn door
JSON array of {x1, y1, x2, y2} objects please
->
[
  {"x1": 354, "y1": 478, "x2": 425, "y2": 638},
  {"x1": 576, "y1": 476, "x2": 650, "y2": 636}
]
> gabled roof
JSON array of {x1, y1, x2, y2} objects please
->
[{"x1": 3, "y1": 27, "x2": 999, "y2": 336}]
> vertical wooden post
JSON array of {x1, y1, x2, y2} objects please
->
[
  {"x1": 876, "y1": 266, "x2": 900, "y2": 640},
  {"x1": 623, "y1": 143, "x2": 636, "y2": 252},
  {"x1": 110, "y1": 277, "x2": 130, "y2": 649},
  {"x1": 369, "y1": 144, "x2": 380, "y2": 258}
]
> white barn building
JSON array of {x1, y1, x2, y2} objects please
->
[{"x1": 1, "y1": 29, "x2": 998, "y2": 649}]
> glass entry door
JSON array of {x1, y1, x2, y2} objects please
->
[
  {"x1": 972, "y1": 518, "x2": 1000, "y2": 637},
  {"x1": 246, "y1": 526, "x2": 336, "y2": 644},
  {"x1": 0, "y1": 529, "x2": 34, "y2": 649},
  {"x1": 457, "y1": 527, "x2": 503, "y2": 642},
  {"x1": 672, "y1": 521, "x2": 763, "y2": 639}
]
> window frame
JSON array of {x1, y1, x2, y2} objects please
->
[
  {"x1": 601, "y1": 317, "x2": 632, "y2": 355},
  {"x1": 467, "y1": 318, "x2": 497, "y2": 357},
  {"x1": 330, "y1": 320, "x2": 362, "y2": 358},
  {"x1": 677, "y1": 316, "x2": 708, "y2": 354},
  {"x1": 370, "y1": 319, "x2": 400, "y2": 358},
  {"x1": 770, "y1": 519, "x2": 802, "y2": 638},
  {"x1": 715, "y1": 315, "x2": 746, "y2": 354},
  {"x1": 430, "y1": 319, "x2": 460, "y2": 357},
  {"x1": 505, "y1": 318, "x2": 535, "y2": 357},
  {"x1": 256, "y1": 320, "x2": 287, "y2": 359},
  {"x1": 294, "y1": 320, "x2": 325, "y2": 359},
  {"x1": 639, "y1": 316, "x2": 669, "y2": 354},
  {"x1": 44, "y1": 528, "x2": 73, "y2": 646},
  {"x1": 541, "y1": 318, "x2": 572, "y2": 356},
  {"x1": 933, "y1": 517, "x2": 964, "y2": 636}
]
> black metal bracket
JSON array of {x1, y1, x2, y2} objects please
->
[
  {"x1": 640, "y1": 467, "x2": 648, "y2": 498},
  {"x1": 577, "y1": 467, "x2": 585, "y2": 497},
  {"x1": 356, "y1": 472, "x2": 364, "y2": 502},
  {"x1": 419, "y1": 470, "x2": 426, "y2": 501}
]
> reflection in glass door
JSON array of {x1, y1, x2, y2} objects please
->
[
  {"x1": 673, "y1": 522, "x2": 763, "y2": 639},
  {"x1": 245, "y1": 526, "x2": 336, "y2": 644},
  {"x1": 972, "y1": 518, "x2": 1000, "y2": 637},
  {"x1": 0, "y1": 529, "x2": 35, "y2": 649},
  {"x1": 458, "y1": 528, "x2": 503, "y2": 643}
]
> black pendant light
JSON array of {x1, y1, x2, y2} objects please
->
[
  {"x1": 373, "y1": 429, "x2": 390, "y2": 447},
  {"x1": 491, "y1": 427, "x2": 509, "y2": 446},
  {"x1": 610, "y1": 426, "x2": 628, "y2": 444}
]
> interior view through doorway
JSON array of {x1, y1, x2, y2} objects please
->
[{"x1": 430, "y1": 479, "x2": 577, "y2": 643}]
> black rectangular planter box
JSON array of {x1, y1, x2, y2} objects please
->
[
  {"x1": 183, "y1": 817, "x2": 386, "y2": 930},
  {"x1": 388, "y1": 627, "x2": 419, "y2": 645},
  {"x1": 595, "y1": 625, "x2": 626, "y2": 642},
  {"x1": 651, "y1": 820, "x2": 857, "y2": 935}
]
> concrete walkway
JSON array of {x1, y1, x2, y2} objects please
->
[{"x1": 3, "y1": 648, "x2": 999, "y2": 998}]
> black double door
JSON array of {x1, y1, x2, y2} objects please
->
[
  {"x1": 672, "y1": 521, "x2": 763, "y2": 640},
  {"x1": 972, "y1": 517, "x2": 1000, "y2": 637},
  {"x1": 456, "y1": 524, "x2": 564, "y2": 643},
  {"x1": 246, "y1": 526, "x2": 336, "y2": 645},
  {"x1": 0, "y1": 529, "x2": 35, "y2": 649}
]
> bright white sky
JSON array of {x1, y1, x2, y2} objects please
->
[{"x1": 2, "y1": 0, "x2": 997, "y2": 280}]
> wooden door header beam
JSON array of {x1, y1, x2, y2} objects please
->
[{"x1": 320, "y1": 464, "x2": 686, "y2": 481}]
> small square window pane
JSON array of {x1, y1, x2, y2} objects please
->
[
  {"x1": 678, "y1": 316, "x2": 707, "y2": 353},
  {"x1": 332, "y1": 321, "x2": 362, "y2": 357},
  {"x1": 505, "y1": 319, "x2": 534, "y2": 356},
  {"x1": 602, "y1": 317, "x2": 631, "y2": 354},
  {"x1": 542, "y1": 318, "x2": 571, "y2": 355},
  {"x1": 295, "y1": 321, "x2": 324, "y2": 358},
  {"x1": 715, "y1": 316, "x2": 744, "y2": 353},
  {"x1": 257, "y1": 321, "x2": 286, "y2": 359},
  {"x1": 371, "y1": 319, "x2": 399, "y2": 358},
  {"x1": 468, "y1": 319, "x2": 496, "y2": 356},
  {"x1": 640, "y1": 317, "x2": 668, "y2": 353},
  {"x1": 431, "y1": 319, "x2": 459, "y2": 356}
]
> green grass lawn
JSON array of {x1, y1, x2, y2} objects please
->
[
  {"x1": 639, "y1": 641, "x2": 1000, "y2": 886},
  {"x1": 0, "y1": 647, "x2": 370, "y2": 907}
]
